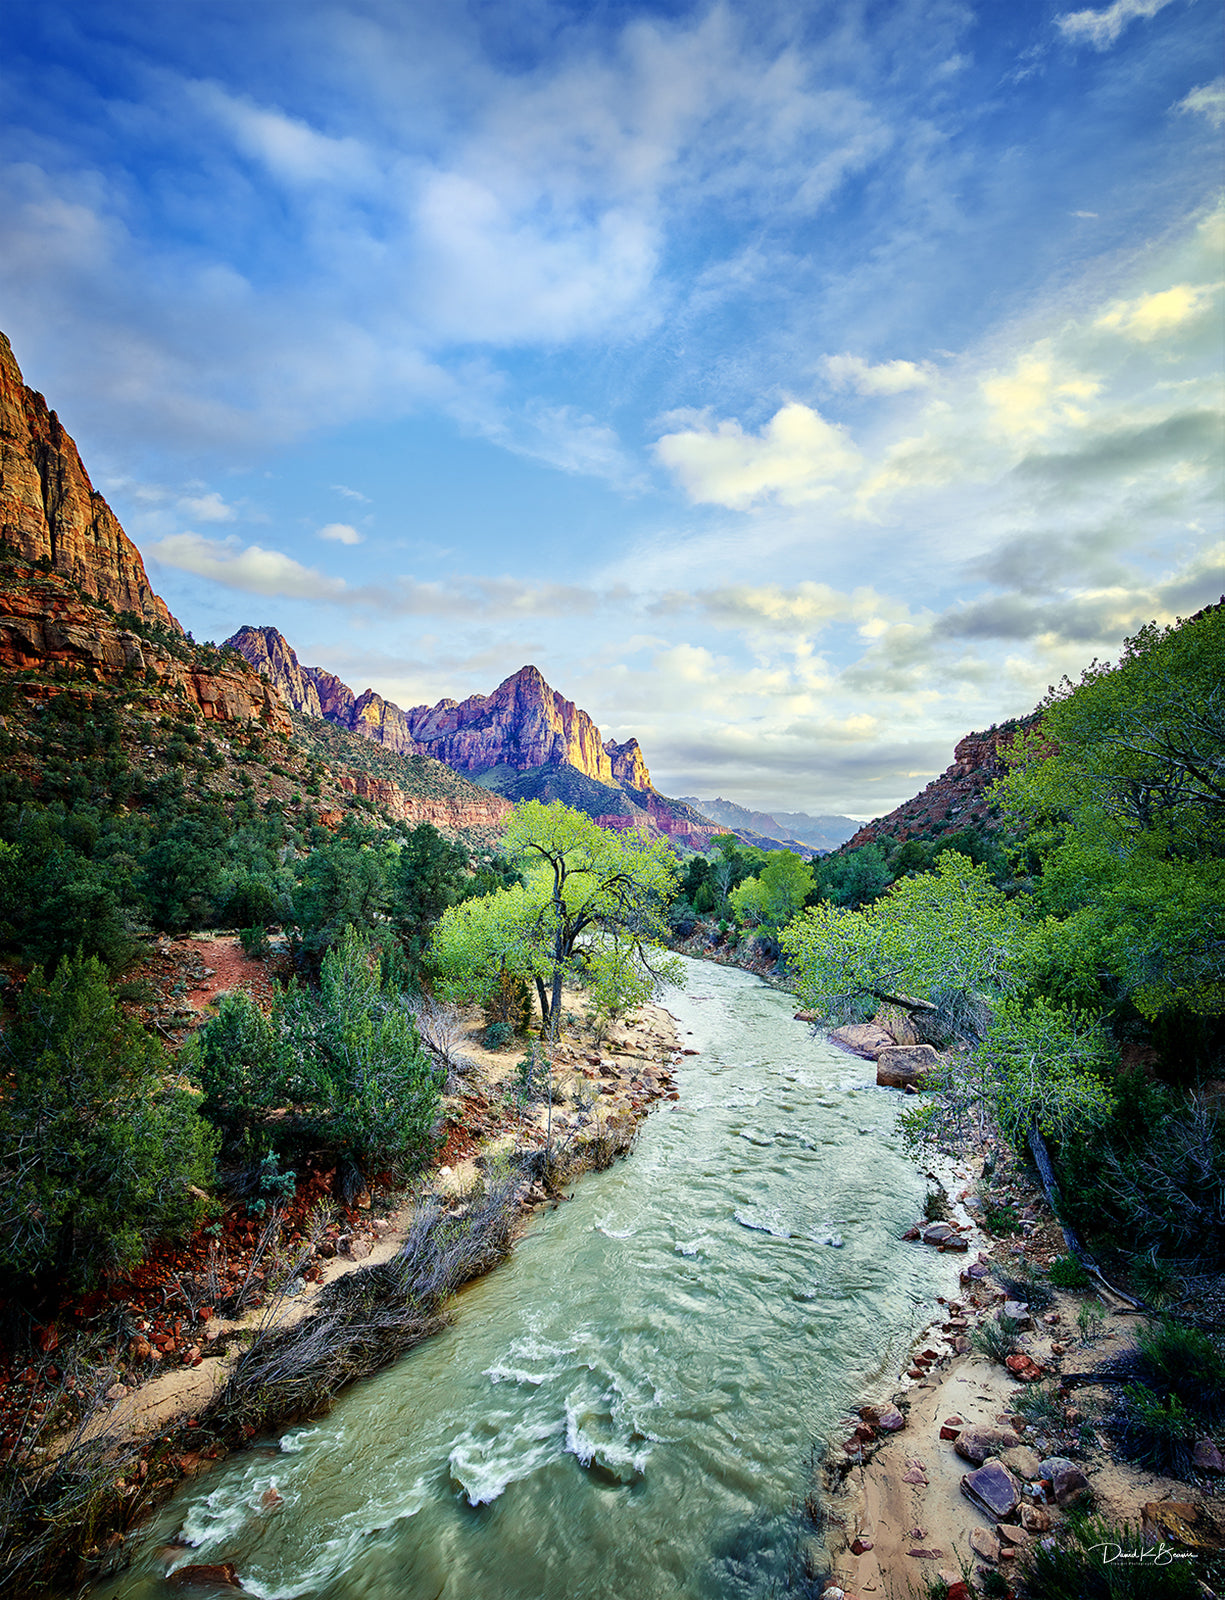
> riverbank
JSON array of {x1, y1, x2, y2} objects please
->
[
  {"x1": 817, "y1": 1134, "x2": 1222, "y2": 1599},
  {"x1": 0, "y1": 986, "x2": 682, "y2": 1597}
]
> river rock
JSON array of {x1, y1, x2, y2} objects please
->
[
  {"x1": 955, "y1": 1426, "x2": 1020, "y2": 1465},
  {"x1": 1002, "y1": 1301, "x2": 1031, "y2": 1326},
  {"x1": 961, "y1": 1460, "x2": 1020, "y2": 1521},
  {"x1": 169, "y1": 1565, "x2": 241, "y2": 1589},
  {"x1": 1038, "y1": 1455, "x2": 1077, "y2": 1481},
  {"x1": 876, "y1": 1045, "x2": 940, "y2": 1089},
  {"x1": 921, "y1": 1222, "x2": 954, "y2": 1244},
  {"x1": 1000, "y1": 1445, "x2": 1043, "y2": 1481},
  {"x1": 969, "y1": 1526, "x2": 1001, "y2": 1563},
  {"x1": 1052, "y1": 1465, "x2": 1091, "y2": 1508},
  {"x1": 828, "y1": 1023, "x2": 894, "y2": 1058},
  {"x1": 877, "y1": 1405, "x2": 906, "y2": 1432}
]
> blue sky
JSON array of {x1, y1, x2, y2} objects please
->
[{"x1": 1, "y1": 0, "x2": 1221, "y2": 817}]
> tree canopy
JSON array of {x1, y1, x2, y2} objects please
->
[{"x1": 430, "y1": 801, "x2": 681, "y2": 1034}]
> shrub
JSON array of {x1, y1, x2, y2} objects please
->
[
  {"x1": 973, "y1": 1314, "x2": 1023, "y2": 1364},
  {"x1": 185, "y1": 991, "x2": 283, "y2": 1151},
  {"x1": 1050, "y1": 1253, "x2": 1093, "y2": 1289},
  {"x1": 0, "y1": 955, "x2": 217, "y2": 1288},
  {"x1": 239, "y1": 924, "x2": 272, "y2": 959},
  {"x1": 1134, "y1": 1317, "x2": 1225, "y2": 1428},
  {"x1": 483, "y1": 1020, "x2": 514, "y2": 1051}
]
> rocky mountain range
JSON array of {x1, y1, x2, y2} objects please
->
[
  {"x1": 677, "y1": 796, "x2": 860, "y2": 855},
  {"x1": 227, "y1": 626, "x2": 724, "y2": 850}
]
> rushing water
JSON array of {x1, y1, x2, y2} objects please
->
[{"x1": 94, "y1": 957, "x2": 957, "y2": 1600}]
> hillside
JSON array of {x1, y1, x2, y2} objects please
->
[{"x1": 678, "y1": 795, "x2": 859, "y2": 855}]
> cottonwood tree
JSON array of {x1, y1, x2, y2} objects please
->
[{"x1": 430, "y1": 801, "x2": 682, "y2": 1036}]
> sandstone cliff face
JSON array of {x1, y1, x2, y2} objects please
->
[
  {"x1": 844, "y1": 721, "x2": 1034, "y2": 849},
  {"x1": 0, "y1": 578, "x2": 292, "y2": 734},
  {"x1": 405, "y1": 666, "x2": 615, "y2": 781},
  {"x1": 0, "y1": 333, "x2": 175, "y2": 627},
  {"x1": 351, "y1": 688, "x2": 418, "y2": 755},
  {"x1": 334, "y1": 770, "x2": 511, "y2": 832},
  {"x1": 227, "y1": 624, "x2": 323, "y2": 717}
]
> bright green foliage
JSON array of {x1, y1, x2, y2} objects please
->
[
  {"x1": 998, "y1": 606, "x2": 1225, "y2": 1018},
  {"x1": 780, "y1": 852, "x2": 1031, "y2": 1034},
  {"x1": 431, "y1": 801, "x2": 682, "y2": 1035},
  {"x1": 0, "y1": 954, "x2": 218, "y2": 1287},
  {"x1": 814, "y1": 842, "x2": 891, "y2": 907},
  {"x1": 729, "y1": 851, "x2": 814, "y2": 928},
  {"x1": 972, "y1": 996, "x2": 1116, "y2": 1144}
]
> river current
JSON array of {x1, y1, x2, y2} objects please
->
[{"x1": 95, "y1": 956, "x2": 957, "y2": 1600}]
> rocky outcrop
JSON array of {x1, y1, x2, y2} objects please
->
[
  {"x1": 0, "y1": 332, "x2": 175, "y2": 627},
  {"x1": 334, "y1": 770, "x2": 511, "y2": 832},
  {"x1": 0, "y1": 577, "x2": 291, "y2": 734},
  {"x1": 351, "y1": 688, "x2": 417, "y2": 755},
  {"x1": 227, "y1": 624, "x2": 323, "y2": 717},
  {"x1": 605, "y1": 736, "x2": 650, "y2": 790},
  {"x1": 844, "y1": 721, "x2": 1038, "y2": 849}
]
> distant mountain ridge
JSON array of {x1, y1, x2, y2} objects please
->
[
  {"x1": 227, "y1": 625, "x2": 725, "y2": 851},
  {"x1": 677, "y1": 796, "x2": 859, "y2": 855}
]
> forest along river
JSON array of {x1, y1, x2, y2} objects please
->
[{"x1": 95, "y1": 957, "x2": 959, "y2": 1600}]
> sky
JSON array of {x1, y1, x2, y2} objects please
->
[{"x1": 1, "y1": 0, "x2": 1221, "y2": 820}]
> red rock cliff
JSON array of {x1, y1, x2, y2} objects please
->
[{"x1": 0, "y1": 332, "x2": 175, "y2": 627}]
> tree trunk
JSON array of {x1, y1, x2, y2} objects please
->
[
  {"x1": 534, "y1": 976, "x2": 550, "y2": 1030},
  {"x1": 1027, "y1": 1122, "x2": 1146, "y2": 1311}
]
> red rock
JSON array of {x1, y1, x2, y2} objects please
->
[
  {"x1": 939, "y1": 1425, "x2": 961, "y2": 1441},
  {"x1": 1193, "y1": 1437, "x2": 1225, "y2": 1473},
  {"x1": 850, "y1": 1537, "x2": 873, "y2": 1554},
  {"x1": 168, "y1": 1564, "x2": 241, "y2": 1589}
]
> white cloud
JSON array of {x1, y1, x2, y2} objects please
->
[
  {"x1": 1095, "y1": 282, "x2": 1219, "y2": 340},
  {"x1": 318, "y1": 521, "x2": 364, "y2": 545},
  {"x1": 1056, "y1": 0, "x2": 1177, "y2": 49},
  {"x1": 148, "y1": 533, "x2": 349, "y2": 600},
  {"x1": 822, "y1": 353, "x2": 932, "y2": 395},
  {"x1": 981, "y1": 348, "x2": 1102, "y2": 438},
  {"x1": 193, "y1": 82, "x2": 378, "y2": 188},
  {"x1": 176, "y1": 490, "x2": 237, "y2": 523},
  {"x1": 1176, "y1": 79, "x2": 1225, "y2": 129},
  {"x1": 654, "y1": 402, "x2": 861, "y2": 508},
  {"x1": 332, "y1": 484, "x2": 370, "y2": 503}
]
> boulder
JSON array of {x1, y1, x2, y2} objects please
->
[
  {"x1": 922, "y1": 1222, "x2": 954, "y2": 1244},
  {"x1": 1004, "y1": 1353, "x2": 1044, "y2": 1382},
  {"x1": 961, "y1": 1460, "x2": 1021, "y2": 1522},
  {"x1": 877, "y1": 1405, "x2": 906, "y2": 1432},
  {"x1": 999, "y1": 1445, "x2": 1043, "y2": 1481},
  {"x1": 876, "y1": 1045, "x2": 941, "y2": 1089},
  {"x1": 828, "y1": 1023, "x2": 895, "y2": 1059},
  {"x1": 1038, "y1": 1455, "x2": 1077, "y2": 1482},
  {"x1": 1194, "y1": 1437, "x2": 1225, "y2": 1474},
  {"x1": 955, "y1": 1426, "x2": 1021, "y2": 1465}
]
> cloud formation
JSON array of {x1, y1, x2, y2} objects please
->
[
  {"x1": 317, "y1": 522, "x2": 363, "y2": 545},
  {"x1": 1056, "y1": 0, "x2": 1177, "y2": 49},
  {"x1": 822, "y1": 353, "x2": 932, "y2": 395},
  {"x1": 654, "y1": 403, "x2": 860, "y2": 508}
]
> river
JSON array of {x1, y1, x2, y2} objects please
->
[{"x1": 93, "y1": 956, "x2": 957, "y2": 1600}]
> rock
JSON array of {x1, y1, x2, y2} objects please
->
[
  {"x1": 106, "y1": 1382, "x2": 128, "y2": 1402},
  {"x1": 969, "y1": 1526, "x2": 1001, "y2": 1563},
  {"x1": 850, "y1": 1536, "x2": 874, "y2": 1554},
  {"x1": 438, "y1": 1165, "x2": 453, "y2": 1179},
  {"x1": 961, "y1": 1460, "x2": 1021, "y2": 1522},
  {"x1": 371, "y1": 1219, "x2": 391, "y2": 1235},
  {"x1": 939, "y1": 1425, "x2": 961, "y2": 1441},
  {"x1": 1052, "y1": 1466, "x2": 1091, "y2": 1508},
  {"x1": 902, "y1": 1467, "x2": 929, "y2": 1484},
  {"x1": 1004, "y1": 1353, "x2": 1044, "y2": 1381},
  {"x1": 828, "y1": 1023, "x2": 896, "y2": 1059},
  {"x1": 877, "y1": 1405, "x2": 906, "y2": 1432},
  {"x1": 1002, "y1": 1301, "x2": 1031, "y2": 1326},
  {"x1": 337, "y1": 1234, "x2": 371, "y2": 1261},
  {"x1": 168, "y1": 1565, "x2": 241, "y2": 1590},
  {"x1": 955, "y1": 1426, "x2": 1021, "y2": 1465},
  {"x1": 1038, "y1": 1455, "x2": 1077, "y2": 1482},
  {"x1": 902, "y1": 1226, "x2": 921, "y2": 1241},
  {"x1": 793, "y1": 1010, "x2": 819, "y2": 1023},
  {"x1": 921, "y1": 1223, "x2": 954, "y2": 1244},
  {"x1": 940, "y1": 1234, "x2": 969, "y2": 1252},
  {"x1": 1000, "y1": 1445, "x2": 1043, "y2": 1481},
  {"x1": 261, "y1": 1486, "x2": 283, "y2": 1508},
  {"x1": 945, "y1": 1584, "x2": 972, "y2": 1600},
  {"x1": 876, "y1": 1045, "x2": 941, "y2": 1089},
  {"x1": 1193, "y1": 1437, "x2": 1225, "y2": 1473},
  {"x1": 129, "y1": 1337, "x2": 152, "y2": 1363},
  {"x1": 998, "y1": 1524, "x2": 1031, "y2": 1548},
  {"x1": 1020, "y1": 1503, "x2": 1051, "y2": 1533}
]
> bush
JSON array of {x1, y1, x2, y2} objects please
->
[
  {"x1": 1134, "y1": 1317, "x2": 1225, "y2": 1428},
  {"x1": 0, "y1": 955, "x2": 217, "y2": 1288},
  {"x1": 1021, "y1": 1516, "x2": 1203, "y2": 1598},
  {"x1": 185, "y1": 991, "x2": 283, "y2": 1152},
  {"x1": 239, "y1": 924, "x2": 272, "y2": 959},
  {"x1": 1050, "y1": 1253, "x2": 1093, "y2": 1289},
  {"x1": 483, "y1": 1020, "x2": 514, "y2": 1051}
]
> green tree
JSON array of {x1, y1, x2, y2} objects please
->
[
  {"x1": 431, "y1": 801, "x2": 682, "y2": 1036},
  {"x1": 729, "y1": 851, "x2": 814, "y2": 928},
  {"x1": 293, "y1": 829, "x2": 389, "y2": 958},
  {"x1": 389, "y1": 823, "x2": 469, "y2": 976},
  {"x1": 815, "y1": 842, "x2": 892, "y2": 907},
  {"x1": 0, "y1": 955, "x2": 217, "y2": 1288},
  {"x1": 997, "y1": 605, "x2": 1225, "y2": 1020}
]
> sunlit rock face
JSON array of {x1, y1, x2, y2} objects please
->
[{"x1": 0, "y1": 332, "x2": 175, "y2": 627}]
